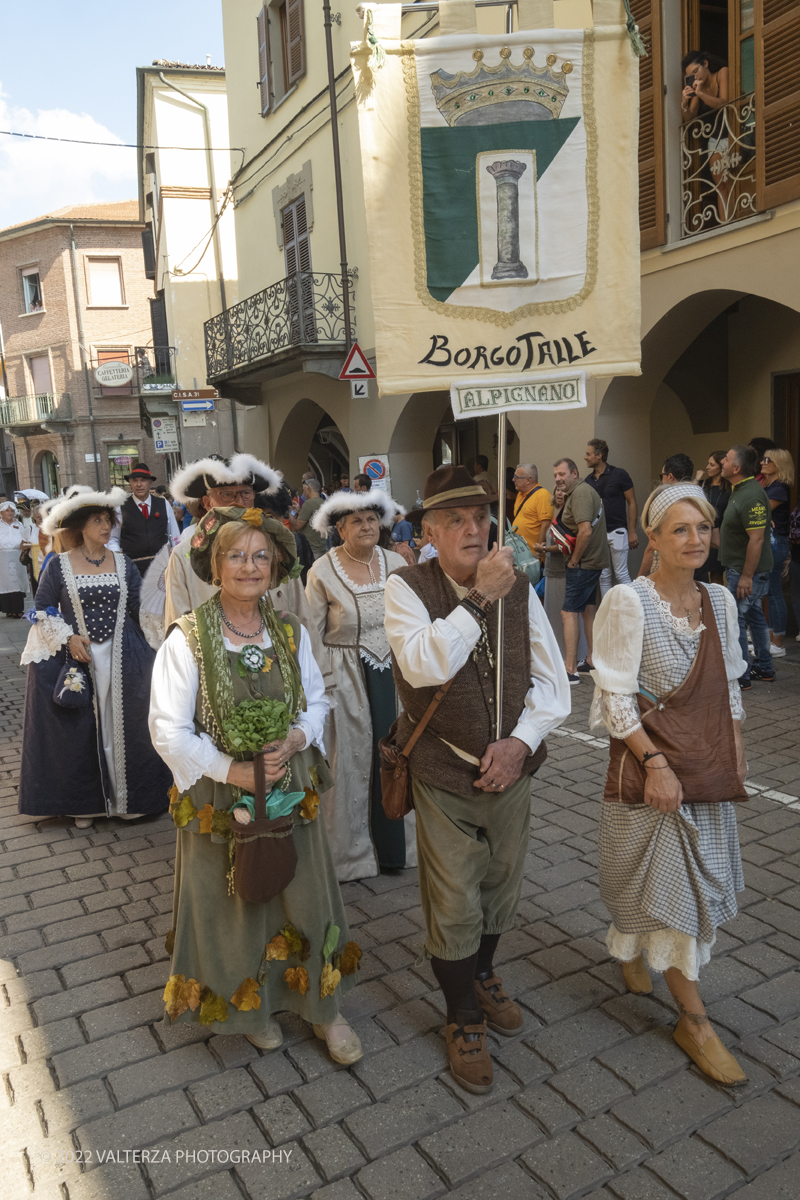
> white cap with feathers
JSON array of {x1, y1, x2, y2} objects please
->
[
  {"x1": 170, "y1": 454, "x2": 281, "y2": 505},
  {"x1": 309, "y1": 489, "x2": 397, "y2": 537},
  {"x1": 42, "y1": 487, "x2": 127, "y2": 537}
]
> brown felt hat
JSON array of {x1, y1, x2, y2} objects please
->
[{"x1": 407, "y1": 465, "x2": 497, "y2": 523}]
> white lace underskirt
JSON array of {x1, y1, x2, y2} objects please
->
[{"x1": 606, "y1": 922, "x2": 714, "y2": 982}]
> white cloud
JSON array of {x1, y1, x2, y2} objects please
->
[{"x1": 0, "y1": 85, "x2": 137, "y2": 229}]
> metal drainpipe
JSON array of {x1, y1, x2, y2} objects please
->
[
  {"x1": 157, "y1": 72, "x2": 238, "y2": 451},
  {"x1": 69, "y1": 224, "x2": 102, "y2": 489},
  {"x1": 323, "y1": 0, "x2": 352, "y2": 350}
]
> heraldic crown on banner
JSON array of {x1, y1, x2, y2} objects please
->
[
  {"x1": 351, "y1": 1, "x2": 643, "y2": 398},
  {"x1": 430, "y1": 46, "x2": 573, "y2": 126}
]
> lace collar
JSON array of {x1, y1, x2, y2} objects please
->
[
  {"x1": 642, "y1": 576, "x2": 705, "y2": 636},
  {"x1": 331, "y1": 545, "x2": 386, "y2": 594}
]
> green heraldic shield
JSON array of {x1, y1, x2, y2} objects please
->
[{"x1": 351, "y1": 4, "x2": 641, "y2": 394}]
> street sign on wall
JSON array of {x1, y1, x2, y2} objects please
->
[
  {"x1": 358, "y1": 454, "x2": 391, "y2": 494},
  {"x1": 152, "y1": 417, "x2": 179, "y2": 454}
]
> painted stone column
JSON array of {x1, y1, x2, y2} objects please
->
[{"x1": 487, "y1": 159, "x2": 528, "y2": 280}]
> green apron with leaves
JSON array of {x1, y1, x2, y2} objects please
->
[{"x1": 163, "y1": 599, "x2": 360, "y2": 1034}]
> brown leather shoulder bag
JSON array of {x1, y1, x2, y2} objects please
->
[{"x1": 378, "y1": 680, "x2": 453, "y2": 820}]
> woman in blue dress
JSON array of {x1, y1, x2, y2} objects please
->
[{"x1": 18, "y1": 487, "x2": 171, "y2": 829}]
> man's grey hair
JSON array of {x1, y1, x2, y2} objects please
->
[
  {"x1": 304, "y1": 478, "x2": 321, "y2": 492},
  {"x1": 516, "y1": 463, "x2": 538, "y2": 481}
]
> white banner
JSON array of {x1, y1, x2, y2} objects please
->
[{"x1": 450, "y1": 370, "x2": 587, "y2": 419}]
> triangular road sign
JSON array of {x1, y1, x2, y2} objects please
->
[{"x1": 339, "y1": 342, "x2": 376, "y2": 381}]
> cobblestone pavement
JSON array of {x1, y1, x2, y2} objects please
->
[{"x1": 2, "y1": 612, "x2": 800, "y2": 1200}]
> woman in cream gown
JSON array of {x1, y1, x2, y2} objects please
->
[{"x1": 305, "y1": 490, "x2": 416, "y2": 881}]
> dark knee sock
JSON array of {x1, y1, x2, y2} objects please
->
[
  {"x1": 431, "y1": 953, "x2": 481, "y2": 1026},
  {"x1": 475, "y1": 933, "x2": 501, "y2": 981}
]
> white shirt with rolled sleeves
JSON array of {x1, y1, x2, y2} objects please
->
[
  {"x1": 149, "y1": 624, "x2": 329, "y2": 793},
  {"x1": 383, "y1": 571, "x2": 571, "y2": 757}
]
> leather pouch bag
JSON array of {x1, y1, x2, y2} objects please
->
[
  {"x1": 232, "y1": 755, "x2": 298, "y2": 903},
  {"x1": 378, "y1": 680, "x2": 452, "y2": 819}
]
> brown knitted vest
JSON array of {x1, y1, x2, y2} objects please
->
[{"x1": 391, "y1": 559, "x2": 547, "y2": 798}]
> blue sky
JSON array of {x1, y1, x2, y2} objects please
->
[{"x1": 0, "y1": 0, "x2": 226, "y2": 228}]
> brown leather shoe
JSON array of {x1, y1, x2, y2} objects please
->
[
  {"x1": 673, "y1": 1023, "x2": 748, "y2": 1087},
  {"x1": 474, "y1": 974, "x2": 524, "y2": 1036},
  {"x1": 445, "y1": 1019, "x2": 493, "y2": 1093}
]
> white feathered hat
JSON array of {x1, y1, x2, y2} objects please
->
[
  {"x1": 170, "y1": 453, "x2": 281, "y2": 505},
  {"x1": 42, "y1": 487, "x2": 127, "y2": 537},
  {"x1": 309, "y1": 488, "x2": 397, "y2": 537}
]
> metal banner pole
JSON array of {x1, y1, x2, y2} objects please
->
[
  {"x1": 493, "y1": 1, "x2": 514, "y2": 743},
  {"x1": 494, "y1": 411, "x2": 507, "y2": 741}
]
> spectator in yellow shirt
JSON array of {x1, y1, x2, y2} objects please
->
[{"x1": 512, "y1": 464, "x2": 552, "y2": 556}]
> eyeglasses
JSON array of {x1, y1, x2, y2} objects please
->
[
  {"x1": 211, "y1": 488, "x2": 255, "y2": 503},
  {"x1": 225, "y1": 552, "x2": 271, "y2": 568},
  {"x1": 761, "y1": 457, "x2": 772, "y2": 464},
  {"x1": 512, "y1": 473, "x2": 532, "y2": 480}
]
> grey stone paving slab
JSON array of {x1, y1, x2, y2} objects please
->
[
  {"x1": 549, "y1": 1059, "x2": 633, "y2": 1117},
  {"x1": 521, "y1": 1130, "x2": 614, "y2": 1199},
  {"x1": 446, "y1": 1160, "x2": 548, "y2": 1199},
  {"x1": 418, "y1": 1100, "x2": 543, "y2": 1187},
  {"x1": 697, "y1": 1091, "x2": 800, "y2": 1173},
  {"x1": 725, "y1": 1152, "x2": 800, "y2": 1198},
  {"x1": 529, "y1": 1008, "x2": 629, "y2": 1071},
  {"x1": 303, "y1": 1124, "x2": 368, "y2": 1182},
  {"x1": 356, "y1": 1145, "x2": 444, "y2": 1200},
  {"x1": 612, "y1": 1072, "x2": 732, "y2": 1150},
  {"x1": 344, "y1": 1077, "x2": 462, "y2": 1159},
  {"x1": 646, "y1": 1137, "x2": 745, "y2": 1200}
]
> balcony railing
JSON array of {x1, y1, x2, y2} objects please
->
[
  {"x1": 681, "y1": 93, "x2": 757, "y2": 239},
  {"x1": 0, "y1": 392, "x2": 71, "y2": 428},
  {"x1": 204, "y1": 271, "x2": 356, "y2": 380}
]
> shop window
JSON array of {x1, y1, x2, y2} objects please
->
[
  {"x1": 22, "y1": 267, "x2": 44, "y2": 313},
  {"x1": 87, "y1": 258, "x2": 124, "y2": 306},
  {"x1": 108, "y1": 445, "x2": 139, "y2": 489},
  {"x1": 40, "y1": 452, "x2": 60, "y2": 497}
]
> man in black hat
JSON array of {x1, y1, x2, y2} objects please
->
[{"x1": 119, "y1": 465, "x2": 179, "y2": 575}]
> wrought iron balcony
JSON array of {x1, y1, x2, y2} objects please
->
[
  {"x1": 204, "y1": 271, "x2": 356, "y2": 381},
  {"x1": 681, "y1": 93, "x2": 756, "y2": 239},
  {"x1": 0, "y1": 392, "x2": 71, "y2": 432}
]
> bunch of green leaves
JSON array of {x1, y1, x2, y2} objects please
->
[{"x1": 222, "y1": 698, "x2": 291, "y2": 754}]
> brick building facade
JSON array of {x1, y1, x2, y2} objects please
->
[{"x1": 0, "y1": 201, "x2": 172, "y2": 495}]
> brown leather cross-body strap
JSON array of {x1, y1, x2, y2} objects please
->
[{"x1": 402, "y1": 678, "x2": 453, "y2": 759}]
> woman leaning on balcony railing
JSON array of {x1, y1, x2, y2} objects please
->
[{"x1": 681, "y1": 50, "x2": 731, "y2": 223}]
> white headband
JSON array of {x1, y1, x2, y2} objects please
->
[{"x1": 647, "y1": 484, "x2": 707, "y2": 530}]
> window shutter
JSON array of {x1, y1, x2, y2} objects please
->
[
  {"x1": 756, "y1": 0, "x2": 800, "y2": 209},
  {"x1": 282, "y1": 196, "x2": 315, "y2": 342},
  {"x1": 285, "y1": 0, "x2": 306, "y2": 88},
  {"x1": 633, "y1": 0, "x2": 666, "y2": 250},
  {"x1": 257, "y1": 6, "x2": 271, "y2": 116}
]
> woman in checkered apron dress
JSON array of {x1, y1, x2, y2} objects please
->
[{"x1": 589, "y1": 485, "x2": 749, "y2": 1086}]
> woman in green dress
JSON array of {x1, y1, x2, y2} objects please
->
[{"x1": 149, "y1": 505, "x2": 363, "y2": 1062}]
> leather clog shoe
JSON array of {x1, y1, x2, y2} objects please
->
[
  {"x1": 246, "y1": 1016, "x2": 283, "y2": 1050},
  {"x1": 622, "y1": 954, "x2": 653, "y2": 995},
  {"x1": 445, "y1": 1018, "x2": 493, "y2": 1093},
  {"x1": 313, "y1": 1021, "x2": 363, "y2": 1065},
  {"x1": 475, "y1": 974, "x2": 524, "y2": 1035},
  {"x1": 673, "y1": 1023, "x2": 748, "y2": 1086}
]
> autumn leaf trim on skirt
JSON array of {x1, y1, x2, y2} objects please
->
[{"x1": 163, "y1": 973, "x2": 263, "y2": 1023}]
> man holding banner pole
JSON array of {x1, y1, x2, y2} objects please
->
[{"x1": 384, "y1": 465, "x2": 570, "y2": 1094}]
